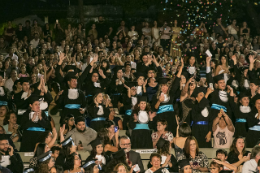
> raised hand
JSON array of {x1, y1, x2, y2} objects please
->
[
  {"x1": 59, "y1": 53, "x2": 66, "y2": 65},
  {"x1": 159, "y1": 93, "x2": 165, "y2": 102},
  {"x1": 249, "y1": 55, "x2": 255, "y2": 64}
]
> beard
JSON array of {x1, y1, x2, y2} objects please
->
[{"x1": 77, "y1": 128, "x2": 86, "y2": 133}]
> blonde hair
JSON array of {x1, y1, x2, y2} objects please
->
[
  {"x1": 156, "y1": 83, "x2": 171, "y2": 99},
  {"x1": 113, "y1": 163, "x2": 130, "y2": 173}
]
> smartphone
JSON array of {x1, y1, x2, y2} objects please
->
[
  {"x1": 7, "y1": 148, "x2": 11, "y2": 152},
  {"x1": 114, "y1": 126, "x2": 118, "y2": 133}
]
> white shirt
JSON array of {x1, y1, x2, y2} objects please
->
[
  {"x1": 81, "y1": 63, "x2": 88, "y2": 71},
  {"x1": 30, "y1": 39, "x2": 40, "y2": 49},
  {"x1": 242, "y1": 159, "x2": 257, "y2": 173},
  {"x1": 4, "y1": 78, "x2": 14, "y2": 92},
  {"x1": 5, "y1": 53, "x2": 18, "y2": 61}
]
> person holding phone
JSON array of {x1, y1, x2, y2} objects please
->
[{"x1": 177, "y1": 136, "x2": 209, "y2": 173}]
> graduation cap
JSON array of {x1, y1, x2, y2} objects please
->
[
  {"x1": 252, "y1": 94, "x2": 260, "y2": 104},
  {"x1": 23, "y1": 168, "x2": 35, "y2": 173},
  {"x1": 37, "y1": 151, "x2": 52, "y2": 163},
  {"x1": 82, "y1": 160, "x2": 96, "y2": 169},
  {"x1": 75, "y1": 116, "x2": 85, "y2": 125},
  {"x1": 156, "y1": 136, "x2": 167, "y2": 148},
  {"x1": 0, "y1": 134, "x2": 12, "y2": 141},
  {"x1": 134, "y1": 72, "x2": 146, "y2": 80},
  {"x1": 93, "y1": 87, "x2": 104, "y2": 96},
  {"x1": 238, "y1": 92, "x2": 250, "y2": 101},
  {"x1": 126, "y1": 81, "x2": 137, "y2": 89},
  {"x1": 213, "y1": 74, "x2": 224, "y2": 83},
  {"x1": 61, "y1": 136, "x2": 74, "y2": 147},
  {"x1": 63, "y1": 65, "x2": 82, "y2": 73},
  {"x1": 158, "y1": 77, "x2": 171, "y2": 85},
  {"x1": 112, "y1": 66, "x2": 123, "y2": 74},
  {"x1": 137, "y1": 95, "x2": 147, "y2": 102},
  {"x1": 112, "y1": 149, "x2": 125, "y2": 159},
  {"x1": 181, "y1": 71, "x2": 189, "y2": 79},
  {"x1": 28, "y1": 94, "x2": 40, "y2": 104},
  {"x1": 20, "y1": 77, "x2": 30, "y2": 84},
  {"x1": 191, "y1": 87, "x2": 207, "y2": 98},
  {"x1": 0, "y1": 72, "x2": 4, "y2": 78},
  {"x1": 250, "y1": 79, "x2": 260, "y2": 86},
  {"x1": 90, "y1": 138, "x2": 102, "y2": 149},
  {"x1": 178, "y1": 159, "x2": 191, "y2": 169}
]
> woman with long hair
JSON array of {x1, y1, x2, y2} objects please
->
[
  {"x1": 36, "y1": 151, "x2": 55, "y2": 173},
  {"x1": 227, "y1": 136, "x2": 250, "y2": 172},
  {"x1": 177, "y1": 136, "x2": 209, "y2": 172},
  {"x1": 105, "y1": 149, "x2": 130, "y2": 173},
  {"x1": 2, "y1": 111, "x2": 19, "y2": 142},
  {"x1": 29, "y1": 143, "x2": 50, "y2": 169},
  {"x1": 64, "y1": 152, "x2": 83, "y2": 173},
  {"x1": 215, "y1": 55, "x2": 229, "y2": 76},
  {"x1": 60, "y1": 114, "x2": 75, "y2": 137},
  {"x1": 129, "y1": 96, "x2": 155, "y2": 149},
  {"x1": 151, "y1": 58, "x2": 184, "y2": 136}
]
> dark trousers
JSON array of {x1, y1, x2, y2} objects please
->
[{"x1": 160, "y1": 39, "x2": 171, "y2": 53}]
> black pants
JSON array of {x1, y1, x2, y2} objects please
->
[{"x1": 160, "y1": 39, "x2": 171, "y2": 53}]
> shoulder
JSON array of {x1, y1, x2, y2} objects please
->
[{"x1": 198, "y1": 151, "x2": 207, "y2": 158}]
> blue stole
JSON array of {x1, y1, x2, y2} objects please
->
[
  {"x1": 249, "y1": 125, "x2": 260, "y2": 131},
  {"x1": 125, "y1": 109, "x2": 132, "y2": 116},
  {"x1": 85, "y1": 95, "x2": 92, "y2": 98},
  {"x1": 44, "y1": 111, "x2": 49, "y2": 117},
  {"x1": 236, "y1": 118, "x2": 247, "y2": 123},
  {"x1": 157, "y1": 104, "x2": 174, "y2": 114},
  {"x1": 65, "y1": 104, "x2": 81, "y2": 109},
  {"x1": 91, "y1": 117, "x2": 106, "y2": 121},
  {"x1": 133, "y1": 123, "x2": 150, "y2": 130},
  {"x1": 0, "y1": 101, "x2": 7, "y2": 106},
  {"x1": 27, "y1": 127, "x2": 45, "y2": 132},
  {"x1": 211, "y1": 104, "x2": 227, "y2": 112},
  {"x1": 192, "y1": 121, "x2": 208, "y2": 126}
]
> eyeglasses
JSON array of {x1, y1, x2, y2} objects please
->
[
  {"x1": 121, "y1": 143, "x2": 131, "y2": 146},
  {"x1": 69, "y1": 118, "x2": 75, "y2": 121}
]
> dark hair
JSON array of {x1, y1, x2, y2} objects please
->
[
  {"x1": 60, "y1": 141, "x2": 73, "y2": 159},
  {"x1": 90, "y1": 142, "x2": 103, "y2": 156},
  {"x1": 183, "y1": 136, "x2": 199, "y2": 158},
  {"x1": 229, "y1": 136, "x2": 246, "y2": 155},
  {"x1": 34, "y1": 143, "x2": 47, "y2": 157},
  {"x1": 104, "y1": 150, "x2": 129, "y2": 173},
  {"x1": 51, "y1": 82, "x2": 60, "y2": 94},
  {"x1": 178, "y1": 123, "x2": 192, "y2": 137},
  {"x1": 84, "y1": 163, "x2": 96, "y2": 173},
  {"x1": 157, "y1": 140, "x2": 170, "y2": 156},
  {"x1": 210, "y1": 158, "x2": 223, "y2": 170},
  {"x1": 65, "y1": 152, "x2": 78, "y2": 171},
  {"x1": 63, "y1": 114, "x2": 75, "y2": 131},
  {"x1": 38, "y1": 131, "x2": 51, "y2": 143},
  {"x1": 132, "y1": 100, "x2": 151, "y2": 113},
  {"x1": 3, "y1": 111, "x2": 16, "y2": 125},
  {"x1": 149, "y1": 153, "x2": 161, "y2": 162},
  {"x1": 98, "y1": 128, "x2": 111, "y2": 146},
  {"x1": 157, "y1": 119, "x2": 167, "y2": 127},
  {"x1": 216, "y1": 149, "x2": 227, "y2": 157},
  {"x1": 51, "y1": 146, "x2": 61, "y2": 153},
  {"x1": 104, "y1": 120, "x2": 115, "y2": 129},
  {"x1": 36, "y1": 157, "x2": 51, "y2": 173}
]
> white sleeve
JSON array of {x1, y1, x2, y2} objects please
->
[{"x1": 206, "y1": 66, "x2": 211, "y2": 74}]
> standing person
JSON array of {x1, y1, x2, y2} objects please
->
[
  {"x1": 227, "y1": 19, "x2": 239, "y2": 40},
  {"x1": 159, "y1": 21, "x2": 172, "y2": 53},
  {"x1": 242, "y1": 145, "x2": 260, "y2": 173},
  {"x1": 0, "y1": 134, "x2": 23, "y2": 173},
  {"x1": 129, "y1": 96, "x2": 156, "y2": 149},
  {"x1": 66, "y1": 116, "x2": 97, "y2": 151},
  {"x1": 212, "y1": 110, "x2": 235, "y2": 149},
  {"x1": 20, "y1": 96, "x2": 51, "y2": 152},
  {"x1": 152, "y1": 21, "x2": 160, "y2": 46},
  {"x1": 240, "y1": 21, "x2": 250, "y2": 39},
  {"x1": 213, "y1": 18, "x2": 228, "y2": 38},
  {"x1": 170, "y1": 20, "x2": 181, "y2": 57},
  {"x1": 142, "y1": 22, "x2": 152, "y2": 44}
]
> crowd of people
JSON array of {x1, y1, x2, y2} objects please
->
[{"x1": 1, "y1": 15, "x2": 260, "y2": 173}]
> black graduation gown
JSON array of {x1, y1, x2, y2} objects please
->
[
  {"x1": 246, "y1": 110, "x2": 260, "y2": 148},
  {"x1": 108, "y1": 79, "x2": 124, "y2": 108},
  {"x1": 57, "y1": 89, "x2": 86, "y2": 124},
  {"x1": 13, "y1": 91, "x2": 30, "y2": 125},
  {"x1": 146, "y1": 84, "x2": 158, "y2": 103},
  {"x1": 229, "y1": 98, "x2": 250, "y2": 137},
  {"x1": 121, "y1": 94, "x2": 137, "y2": 130},
  {"x1": 186, "y1": 97, "x2": 213, "y2": 148},
  {"x1": 88, "y1": 103, "x2": 110, "y2": 132},
  {"x1": 151, "y1": 77, "x2": 181, "y2": 135},
  {"x1": 129, "y1": 110, "x2": 154, "y2": 149},
  {"x1": 0, "y1": 86, "x2": 9, "y2": 106},
  {"x1": 20, "y1": 110, "x2": 51, "y2": 152}
]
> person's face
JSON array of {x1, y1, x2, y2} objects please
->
[
  {"x1": 68, "y1": 117, "x2": 75, "y2": 126},
  {"x1": 232, "y1": 20, "x2": 236, "y2": 25},
  {"x1": 217, "y1": 80, "x2": 226, "y2": 90},
  {"x1": 210, "y1": 165, "x2": 220, "y2": 173},
  {"x1": 137, "y1": 76, "x2": 144, "y2": 86},
  {"x1": 130, "y1": 86, "x2": 137, "y2": 96},
  {"x1": 49, "y1": 167, "x2": 57, "y2": 173},
  {"x1": 48, "y1": 157, "x2": 55, "y2": 168},
  {"x1": 68, "y1": 79, "x2": 77, "y2": 88},
  {"x1": 131, "y1": 26, "x2": 135, "y2": 31},
  {"x1": 221, "y1": 56, "x2": 226, "y2": 65},
  {"x1": 35, "y1": 34, "x2": 39, "y2": 39},
  {"x1": 118, "y1": 165, "x2": 127, "y2": 173},
  {"x1": 157, "y1": 122, "x2": 166, "y2": 131},
  {"x1": 96, "y1": 93, "x2": 103, "y2": 104},
  {"x1": 0, "y1": 106, "x2": 7, "y2": 118},
  {"x1": 196, "y1": 92, "x2": 205, "y2": 102},
  {"x1": 117, "y1": 70, "x2": 123, "y2": 79},
  {"x1": 236, "y1": 138, "x2": 245, "y2": 150},
  {"x1": 11, "y1": 70, "x2": 17, "y2": 78},
  {"x1": 240, "y1": 97, "x2": 249, "y2": 106},
  {"x1": 0, "y1": 140, "x2": 9, "y2": 152},
  {"x1": 16, "y1": 82, "x2": 22, "y2": 90},
  {"x1": 250, "y1": 83, "x2": 258, "y2": 91},
  {"x1": 76, "y1": 121, "x2": 86, "y2": 132},
  {"x1": 183, "y1": 165, "x2": 192, "y2": 173},
  {"x1": 148, "y1": 70, "x2": 155, "y2": 78},
  {"x1": 145, "y1": 22, "x2": 149, "y2": 27},
  {"x1": 150, "y1": 156, "x2": 161, "y2": 168},
  {"x1": 142, "y1": 55, "x2": 148, "y2": 63},
  {"x1": 22, "y1": 82, "x2": 30, "y2": 92},
  {"x1": 74, "y1": 155, "x2": 81, "y2": 167},
  {"x1": 139, "y1": 101, "x2": 147, "y2": 111},
  {"x1": 216, "y1": 153, "x2": 227, "y2": 162},
  {"x1": 108, "y1": 125, "x2": 115, "y2": 134},
  {"x1": 30, "y1": 101, "x2": 40, "y2": 112},
  {"x1": 189, "y1": 56, "x2": 195, "y2": 66},
  {"x1": 161, "y1": 84, "x2": 169, "y2": 94},
  {"x1": 52, "y1": 150, "x2": 60, "y2": 159},
  {"x1": 45, "y1": 132, "x2": 53, "y2": 144},
  {"x1": 120, "y1": 138, "x2": 131, "y2": 150},
  {"x1": 255, "y1": 100, "x2": 260, "y2": 111},
  {"x1": 9, "y1": 113, "x2": 17, "y2": 124},
  {"x1": 91, "y1": 73, "x2": 99, "y2": 82},
  {"x1": 96, "y1": 144, "x2": 103, "y2": 154},
  {"x1": 189, "y1": 140, "x2": 197, "y2": 152}
]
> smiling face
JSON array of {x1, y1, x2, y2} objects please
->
[
  {"x1": 150, "y1": 156, "x2": 161, "y2": 168},
  {"x1": 236, "y1": 138, "x2": 245, "y2": 150},
  {"x1": 139, "y1": 101, "x2": 147, "y2": 111}
]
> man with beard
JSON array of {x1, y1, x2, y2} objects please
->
[
  {"x1": 0, "y1": 134, "x2": 23, "y2": 173},
  {"x1": 119, "y1": 135, "x2": 144, "y2": 173},
  {"x1": 66, "y1": 116, "x2": 97, "y2": 151}
]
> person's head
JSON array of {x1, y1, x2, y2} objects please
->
[
  {"x1": 83, "y1": 161, "x2": 99, "y2": 173},
  {"x1": 3, "y1": 111, "x2": 17, "y2": 125},
  {"x1": 188, "y1": 56, "x2": 196, "y2": 66},
  {"x1": 67, "y1": 77, "x2": 78, "y2": 89},
  {"x1": 142, "y1": 54, "x2": 148, "y2": 63},
  {"x1": 239, "y1": 95, "x2": 250, "y2": 106},
  {"x1": 29, "y1": 100, "x2": 40, "y2": 112},
  {"x1": 119, "y1": 136, "x2": 131, "y2": 151},
  {"x1": 230, "y1": 136, "x2": 246, "y2": 154},
  {"x1": 64, "y1": 114, "x2": 75, "y2": 129},
  {"x1": 156, "y1": 119, "x2": 167, "y2": 132},
  {"x1": 65, "y1": 152, "x2": 81, "y2": 170},
  {"x1": 35, "y1": 143, "x2": 50, "y2": 157},
  {"x1": 209, "y1": 159, "x2": 223, "y2": 173},
  {"x1": 220, "y1": 55, "x2": 228, "y2": 67},
  {"x1": 149, "y1": 153, "x2": 161, "y2": 168},
  {"x1": 75, "y1": 116, "x2": 86, "y2": 132},
  {"x1": 178, "y1": 122, "x2": 192, "y2": 137},
  {"x1": 104, "y1": 120, "x2": 115, "y2": 134},
  {"x1": 251, "y1": 145, "x2": 260, "y2": 161},
  {"x1": 0, "y1": 137, "x2": 9, "y2": 153},
  {"x1": 242, "y1": 21, "x2": 247, "y2": 27},
  {"x1": 184, "y1": 136, "x2": 199, "y2": 156},
  {"x1": 21, "y1": 80, "x2": 30, "y2": 92},
  {"x1": 216, "y1": 149, "x2": 227, "y2": 162},
  {"x1": 216, "y1": 78, "x2": 226, "y2": 90},
  {"x1": 113, "y1": 163, "x2": 129, "y2": 173},
  {"x1": 51, "y1": 146, "x2": 61, "y2": 160},
  {"x1": 232, "y1": 19, "x2": 237, "y2": 25},
  {"x1": 39, "y1": 131, "x2": 53, "y2": 144},
  {"x1": 91, "y1": 72, "x2": 99, "y2": 83}
]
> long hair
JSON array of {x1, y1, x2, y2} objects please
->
[
  {"x1": 156, "y1": 83, "x2": 171, "y2": 99},
  {"x1": 60, "y1": 141, "x2": 73, "y2": 159},
  {"x1": 157, "y1": 140, "x2": 170, "y2": 156},
  {"x1": 65, "y1": 152, "x2": 77, "y2": 171},
  {"x1": 105, "y1": 154, "x2": 130, "y2": 173},
  {"x1": 34, "y1": 143, "x2": 47, "y2": 157},
  {"x1": 113, "y1": 163, "x2": 130, "y2": 173},
  {"x1": 36, "y1": 158, "x2": 51, "y2": 173},
  {"x1": 229, "y1": 136, "x2": 246, "y2": 155},
  {"x1": 98, "y1": 128, "x2": 111, "y2": 146},
  {"x1": 183, "y1": 136, "x2": 199, "y2": 158},
  {"x1": 38, "y1": 131, "x2": 51, "y2": 143},
  {"x1": 90, "y1": 142, "x2": 104, "y2": 157},
  {"x1": 84, "y1": 163, "x2": 96, "y2": 173},
  {"x1": 132, "y1": 100, "x2": 151, "y2": 113},
  {"x1": 3, "y1": 111, "x2": 16, "y2": 125}
]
